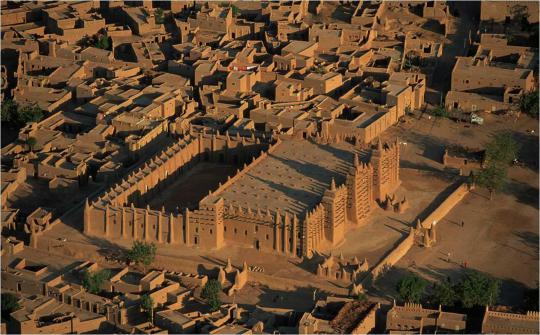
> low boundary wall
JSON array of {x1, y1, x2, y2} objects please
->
[
  {"x1": 420, "y1": 182, "x2": 472, "y2": 229},
  {"x1": 363, "y1": 181, "x2": 472, "y2": 284}
]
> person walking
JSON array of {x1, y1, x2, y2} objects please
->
[
  {"x1": 461, "y1": 220, "x2": 465, "y2": 228},
  {"x1": 446, "y1": 252, "x2": 451, "y2": 263}
]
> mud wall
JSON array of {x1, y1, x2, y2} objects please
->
[{"x1": 421, "y1": 182, "x2": 472, "y2": 229}]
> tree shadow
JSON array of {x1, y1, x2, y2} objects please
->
[
  {"x1": 79, "y1": 234, "x2": 129, "y2": 264},
  {"x1": 504, "y1": 179, "x2": 539, "y2": 209},
  {"x1": 510, "y1": 130, "x2": 539, "y2": 172},
  {"x1": 513, "y1": 231, "x2": 539, "y2": 258}
]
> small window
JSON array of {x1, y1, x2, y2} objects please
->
[
  {"x1": 224, "y1": 226, "x2": 227, "y2": 232},
  {"x1": 195, "y1": 227, "x2": 199, "y2": 233},
  {"x1": 244, "y1": 230, "x2": 248, "y2": 236},
  {"x1": 234, "y1": 228, "x2": 237, "y2": 234},
  {"x1": 266, "y1": 234, "x2": 269, "y2": 240},
  {"x1": 210, "y1": 229, "x2": 213, "y2": 235},
  {"x1": 255, "y1": 226, "x2": 258, "y2": 232}
]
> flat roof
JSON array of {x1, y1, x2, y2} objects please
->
[
  {"x1": 215, "y1": 139, "x2": 355, "y2": 218},
  {"x1": 156, "y1": 309, "x2": 193, "y2": 325}
]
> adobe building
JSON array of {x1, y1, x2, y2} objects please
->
[
  {"x1": 298, "y1": 297, "x2": 380, "y2": 334},
  {"x1": 84, "y1": 132, "x2": 400, "y2": 258},
  {"x1": 451, "y1": 56, "x2": 534, "y2": 94},
  {"x1": 447, "y1": 33, "x2": 537, "y2": 113},
  {"x1": 386, "y1": 302, "x2": 467, "y2": 333},
  {"x1": 316, "y1": 254, "x2": 369, "y2": 284},
  {"x1": 274, "y1": 80, "x2": 313, "y2": 103},
  {"x1": 481, "y1": 307, "x2": 539, "y2": 334},
  {"x1": 480, "y1": 1, "x2": 539, "y2": 24}
]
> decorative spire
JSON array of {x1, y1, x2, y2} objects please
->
[
  {"x1": 225, "y1": 257, "x2": 233, "y2": 272},
  {"x1": 330, "y1": 177, "x2": 336, "y2": 190},
  {"x1": 353, "y1": 153, "x2": 359, "y2": 167}
]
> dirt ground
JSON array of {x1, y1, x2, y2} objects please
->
[{"x1": 375, "y1": 112, "x2": 539, "y2": 308}]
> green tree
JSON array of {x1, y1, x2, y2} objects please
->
[
  {"x1": 231, "y1": 4, "x2": 239, "y2": 16},
  {"x1": 457, "y1": 271, "x2": 500, "y2": 308},
  {"x1": 1, "y1": 293, "x2": 20, "y2": 319},
  {"x1": 476, "y1": 163, "x2": 507, "y2": 200},
  {"x1": 519, "y1": 90, "x2": 539, "y2": 117},
  {"x1": 356, "y1": 293, "x2": 368, "y2": 302},
  {"x1": 431, "y1": 104, "x2": 449, "y2": 118},
  {"x1": 431, "y1": 277, "x2": 457, "y2": 307},
  {"x1": 127, "y1": 241, "x2": 157, "y2": 271},
  {"x1": 140, "y1": 294, "x2": 154, "y2": 323},
  {"x1": 201, "y1": 279, "x2": 222, "y2": 311},
  {"x1": 477, "y1": 132, "x2": 518, "y2": 199},
  {"x1": 396, "y1": 274, "x2": 427, "y2": 303},
  {"x1": 1, "y1": 99, "x2": 18, "y2": 124},
  {"x1": 311, "y1": 64, "x2": 327, "y2": 75},
  {"x1": 484, "y1": 132, "x2": 520, "y2": 166},
  {"x1": 95, "y1": 35, "x2": 110, "y2": 50},
  {"x1": 155, "y1": 8, "x2": 164, "y2": 24},
  {"x1": 1, "y1": 100, "x2": 43, "y2": 129},
  {"x1": 82, "y1": 269, "x2": 111, "y2": 294},
  {"x1": 18, "y1": 104, "x2": 43, "y2": 125},
  {"x1": 26, "y1": 136, "x2": 37, "y2": 152}
]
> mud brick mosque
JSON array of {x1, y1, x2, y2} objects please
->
[{"x1": 84, "y1": 131, "x2": 400, "y2": 258}]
